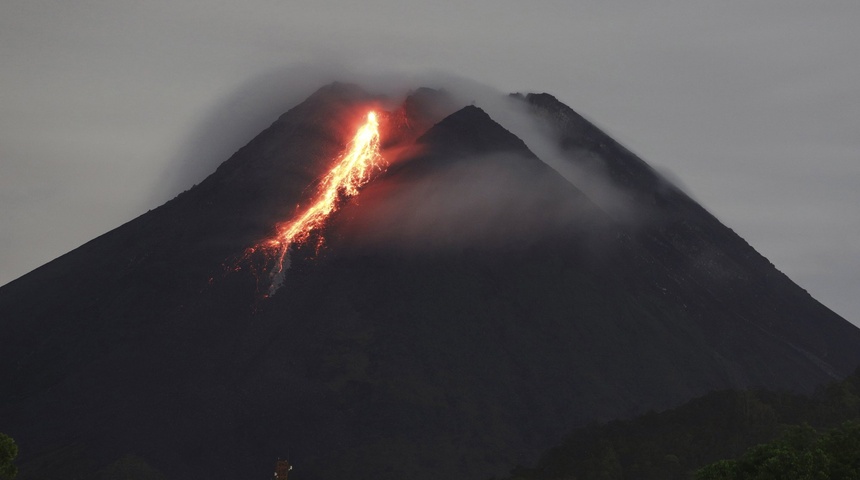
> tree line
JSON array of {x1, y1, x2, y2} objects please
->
[{"x1": 502, "y1": 368, "x2": 860, "y2": 480}]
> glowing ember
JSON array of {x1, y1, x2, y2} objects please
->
[{"x1": 264, "y1": 111, "x2": 384, "y2": 293}]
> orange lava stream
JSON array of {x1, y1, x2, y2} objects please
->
[{"x1": 267, "y1": 111, "x2": 384, "y2": 291}]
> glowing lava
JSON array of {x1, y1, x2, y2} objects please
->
[{"x1": 264, "y1": 110, "x2": 384, "y2": 293}]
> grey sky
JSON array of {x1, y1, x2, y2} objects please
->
[{"x1": 1, "y1": 1, "x2": 858, "y2": 326}]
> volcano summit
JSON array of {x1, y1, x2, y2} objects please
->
[{"x1": 1, "y1": 82, "x2": 859, "y2": 480}]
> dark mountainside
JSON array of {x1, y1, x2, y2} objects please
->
[
  {"x1": 519, "y1": 92, "x2": 860, "y2": 385},
  {"x1": 1, "y1": 83, "x2": 859, "y2": 480}
]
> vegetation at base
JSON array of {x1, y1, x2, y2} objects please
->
[
  {"x1": 503, "y1": 368, "x2": 860, "y2": 480},
  {"x1": 695, "y1": 421, "x2": 860, "y2": 479},
  {"x1": 0, "y1": 433, "x2": 18, "y2": 480}
]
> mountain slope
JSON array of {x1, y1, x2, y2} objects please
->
[
  {"x1": 1, "y1": 83, "x2": 858, "y2": 480},
  {"x1": 521, "y1": 92, "x2": 860, "y2": 385}
]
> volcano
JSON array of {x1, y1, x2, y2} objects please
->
[{"x1": 1, "y1": 82, "x2": 859, "y2": 480}]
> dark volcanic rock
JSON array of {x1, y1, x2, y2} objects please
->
[
  {"x1": 1, "y1": 84, "x2": 859, "y2": 480},
  {"x1": 520, "y1": 92, "x2": 860, "y2": 384}
]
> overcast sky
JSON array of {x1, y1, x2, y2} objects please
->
[{"x1": 1, "y1": 1, "x2": 858, "y2": 326}]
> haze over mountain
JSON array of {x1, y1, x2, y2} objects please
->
[{"x1": 1, "y1": 82, "x2": 858, "y2": 480}]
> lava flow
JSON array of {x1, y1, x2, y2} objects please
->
[{"x1": 259, "y1": 110, "x2": 384, "y2": 294}]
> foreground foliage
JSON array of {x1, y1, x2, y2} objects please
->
[
  {"x1": 695, "y1": 421, "x2": 860, "y2": 479},
  {"x1": 504, "y1": 369, "x2": 860, "y2": 480},
  {"x1": 0, "y1": 433, "x2": 17, "y2": 480}
]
